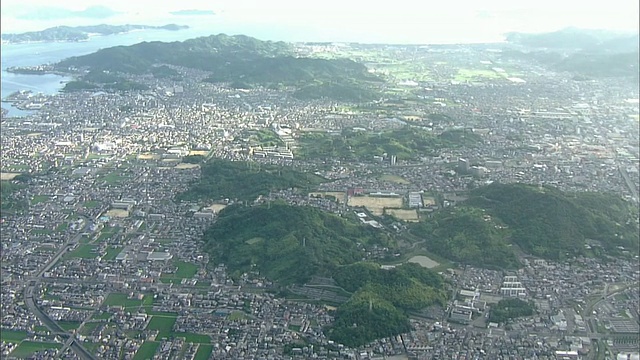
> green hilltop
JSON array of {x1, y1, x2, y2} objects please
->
[
  {"x1": 201, "y1": 203, "x2": 448, "y2": 347},
  {"x1": 201, "y1": 203, "x2": 394, "y2": 284},
  {"x1": 328, "y1": 262, "x2": 447, "y2": 347},
  {"x1": 176, "y1": 159, "x2": 325, "y2": 202},
  {"x1": 410, "y1": 183, "x2": 639, "y2": 267}
]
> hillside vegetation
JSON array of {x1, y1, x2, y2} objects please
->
[
  {"x1": 298, "y1": 126, "x2": 482, "y2": 161},
  {"x1": 328, "y1": 262, "x2": 447, "y2": 347},
  {"x1": 201, "y1": 204, "x2": 394, "y2": 284},
  {"x1": 465, "y1": 183, "x2": 639, "y2": 259},
  {"x1": 176, "y1": 159, "x2": 325, "y2": 202},
  {"x1": 410, "y1": 207, "x2": 519, "y2": 269},
  {"x1": 411, "y1": 183, "x2": 639, "y2": 267}
]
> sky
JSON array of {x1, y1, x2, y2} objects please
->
[{"x1": 1, "y1": 0, "x2": 638, "y2": 43}]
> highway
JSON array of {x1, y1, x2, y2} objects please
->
[
  {"x1": 23, "y1": 217, "x2": 97, "y2": 360},
  {"x1": 618, "y1": 166, "x2": 638, "y2": 202},
  {"x1": 582, "y1": 282, "x2": 638, "y2": 360}
]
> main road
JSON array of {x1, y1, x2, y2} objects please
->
[{"x1": 23, "y1": 216, "x2": 97, "y2": 360}]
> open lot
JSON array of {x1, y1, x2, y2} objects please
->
[
  {"x1": 204, "y1": 204, "x2": 227, "y2": 213},
  {"x1": 175, "y1": 163, "x2": 200, "y2": 169},
  {"x1": 422, "y1": 196, "x2": 437, "y2": 206},
  {"x1": 105, "y1": 209, "x2": 129, "y2": 218},
  {"x1": 137, "y1": 153, "x2": 161, "y2": 160},
  {"x1": 386, "y1": 209, "x2": 419, "y2": 222},
  {"x1": 0, "y1": 172, "x2": 21, "y2": 180},
  {"x1": 348, "y1": 195, "x2": 403, "y2": 216},
  {"x1": 379, "y1": 174, "x2": 410, "y2": 184},
  {"x1": 407, "y1": 255, "x2": 440, "y2": 269}
]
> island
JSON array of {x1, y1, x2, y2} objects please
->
[{"x1": 1, "y1": 24, "x2": 189, "y2": 44}]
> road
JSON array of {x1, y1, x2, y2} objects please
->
[
  {"x1": 619, "y1": 166, "x2": 638, "y2": 202},
  {"x1": 23, "y1": 216, "x2": 97, "y2": 360},
  {"x1": 582, "y1": 282, "x2": 638, "y2": 360}
]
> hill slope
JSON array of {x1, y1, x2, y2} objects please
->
[
  {"x1": 201, "y1": 204, "x2": 394, "y2": 284},
  {"x1": 465, "y1": 183, "x2": 639, "y2": 259},
  {"x1": 412, "y1": 183, "x2": 639, "y2": 266},
  {"x1": 176, "y1": 159, "x2": 325, "y2": 202}
]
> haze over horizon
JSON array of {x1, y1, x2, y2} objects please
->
[{"x1": 1, "y1": 0, "x2": 639, "y2": 44}]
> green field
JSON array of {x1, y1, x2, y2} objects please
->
[
  {"x1": 64, "y1": 244, "x2": 99, "y2": 260},
  {"x1": 102, "y1": 247, "x2": 121, "y2": 261},
  {"x1": 454, "y1": 69, "x2": 503, "y2": 82},
  {"x1": 30, "y1": 195, "x2": 49, "y2": 205},
  {"x1": 161, "y1": 261, "x2": 199, "y2": 283},
  {"x1": 175, "y1": 332, "x2": 211, "y2": 343},
  {"x1": 379, "y1": 174, "x2": 410, "y2": 184},
  {"x1": 194, "y1": 344, "x2": 213, "y2": 360},
  {"x1": 10, "y1": 341, "x2": 62, "y2": 358},
  {"x1": 56, "y1": 222, "x2": 69, "y2": 232},
  {"x1": 147, "y1": 316, "x2": 177, "y2": 339},
  {"x1": 0, "y1": 329, "x2": 29, "y2": 342},
  {"x1": 78, "y1": 322, "x2": 101, "y2": 336},
  {"x1": 132, "y1": 341, "x2": 159, "y2": 360},
  {"x1": 58, "y1": 321, "x2": 82, "y2": 331},
  {"x1": 103, "y1": 293, "x2": 144, "y2": 308},
  {"x1": 227, "y1": 311, "x2": 249, "y2": 321},
  {"x1": 100, "y1": 172, "x2": 127, "y2": 184},
  {"x1": 83, "y1": 200, "x2": 101, "y2": 208}
]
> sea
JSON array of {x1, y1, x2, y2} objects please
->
[{"x1": 0, "y1": 15, "x2": 510, "y2": 116}]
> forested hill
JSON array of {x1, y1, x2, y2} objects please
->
[
  {"x1": 465, "y1": 183, "x2": 639, "y2": 259},
  {"x1": 412, "y1": 182, "x2": 639, "y2": 267},
  {"x1": 54, "y1": 34, "x2": 383, "y2": 100},
  {"x1": 201, "y1": 203, "x2": 394, "y2": 284}
]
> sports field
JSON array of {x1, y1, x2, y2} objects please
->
[{"x1": 348, "y1": 195, "x2": 403, "y2": 216}]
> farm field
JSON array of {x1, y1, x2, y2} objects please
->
[
  {"x1": 132, "y1": 341, "x2": 160, "y2": 360},
  {"x1": 10, "y1": 341, "x2": 62, "y2": 358},
  {"x1": 348, "y1": 195, "x2": 403, "y2": 216},
  {"x1": 147, "y1": 316, "x2": 177, "y2": 339},
  {"x1": 386, "y1": 209, "x2": 419, "y2": 222}
]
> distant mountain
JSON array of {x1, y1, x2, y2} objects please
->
[
  {"x1": 16, "y1": 5, "x2": 121, "y2": 21},
  {"x1": 170, "y1": 9, "x2": 215, "y2": 16},
  {"x1": 501, "y1": 29, "x2": 639, "y2": 80},
  {"x1": 411, "y1": 183, "x2": 639, "y2": 267},
  {"x1": 505, "y1": 27, "x2": 639, "y2": 52},
  {"x1": 1, "y1": 24, "x2": 189, "y2": 44},
  {"x1": 54, "y1": 34, "x2": 382, "y2": 101}
]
